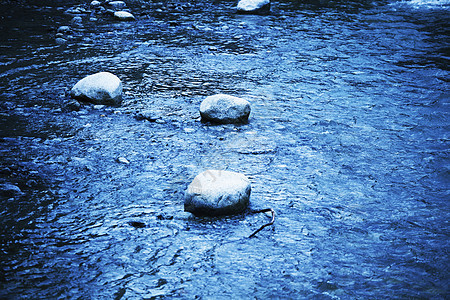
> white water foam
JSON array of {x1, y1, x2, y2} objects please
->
[{"x1": 394, "y1": 0, "x2": 450, "y2": 9}]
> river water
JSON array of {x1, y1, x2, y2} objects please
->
[{"x1": 0, "y1": 0, "x2": 448, "y2": 298}]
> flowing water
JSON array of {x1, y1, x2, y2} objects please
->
[{"x1": 0, "y1": 0, "x2": 449, "y2": 298}]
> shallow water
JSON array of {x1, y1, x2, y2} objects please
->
[{"x1": 0, "y1": 0, "x2": 449, "y2": 299}]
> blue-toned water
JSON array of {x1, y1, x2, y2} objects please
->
[{"x1": 0, "y1": 0, "x2": 448, "y2": 298}]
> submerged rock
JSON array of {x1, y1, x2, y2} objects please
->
[
  {"x1": 55, "y1": 37, "x2": 68, "y2": 45},
  {"x1": 135, "y1": 110, "x2": 160, "y2": 122},
  {"x1": 71, "y1": 16, "x2": 83, "y2": 25},
  {"x1": 108, "y1": 1, "x2": 127, "y2": 9},
  {"x1": 185, "y1": 170, "x2": 251, "y2": 216},
  {"x1": 66, "y1": 6, "x2": 89, "y2": 15},
  {"x1": 57, "y1": 26, "x2": 71, "y2": 34},
  {"x1": 70, "y1": 72, "x2": 123, "y2": 106},
  {"x1": 129, "y1": 221, "x2": 146, "y2": 228},
  {"x1": 200, "y1": 94, "x2": 251, "y2": 124},
  {"x1": 114, "y1": 11, "x2": 135, "y2": 21},
  {"x1": 65, "y1": 99, "x2": 81, "y2": 111},
  {"x1": 0, "y1": 183, "x2": 23, "y2": 198},
  {"x1": 237, "y1": 0, "x2": 271, "y2": 14}
]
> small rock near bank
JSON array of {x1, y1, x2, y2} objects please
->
[
  {"x1": 185, "y1": 170, "x2": 251, "y2": 216},
  {"x1": 200, "y1": 94, "x2": 251, "y2": 124},
  {"x1": 114, "y1": 11, "x2": 136, "y2": 21},
  {"x1": 70, "y1": 72, "x2": 123, "y2": 106}
]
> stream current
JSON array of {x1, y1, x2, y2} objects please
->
[{"x1": 0, "y1": 0, "x2": 449, "y2": 298}]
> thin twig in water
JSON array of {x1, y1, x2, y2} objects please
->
[{"x1": 249, "y1": 208, "x2": 275, "y2": 238}]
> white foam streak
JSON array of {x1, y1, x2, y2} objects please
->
[{"x1": 395, "y1": 0, "x2": 450, "y2": 9}]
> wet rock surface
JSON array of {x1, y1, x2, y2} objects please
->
[
  {"x1": 200, "y1": 94, "x2": 251, "y2": 124},
  {"x1": 185, "y1": 170, "x2": 251, "y2": 216},
  {"x1": 0, "y1": 0, "x2": 449, "y2": 299},
  {"x1": 237, "y1": 0, "x2": 271, "y2": 14},
  {"x1": 70, "y1": 72, "x2": 123, "y2": 105}
]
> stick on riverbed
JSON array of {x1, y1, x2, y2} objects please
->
[{"x1": 249, "y1": 208, "x2": 275, "y2": 238}]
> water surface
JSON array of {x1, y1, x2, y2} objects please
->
[{"x1": 0, "y1": 0, "x2": 449, "y2": 298}]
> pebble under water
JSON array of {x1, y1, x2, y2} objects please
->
[{"x1": 0, "y1": 0, "x2": 449, "y2": 298}]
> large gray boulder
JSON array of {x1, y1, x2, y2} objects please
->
[
  {"x1": 200, "y1": 94, "x2": 251, "y2": 124},
  {"x1": 185, "y1": 170, "x2": 251, "y2": 216},
  {"x1": 70, "y1": 72, "x2": 122, "y2": 106},
  {"x1": 237, "y1": 0, "x2": 270, "y2": 14}
]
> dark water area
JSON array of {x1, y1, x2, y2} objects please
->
[{"x1": 0, "y1": 0, "x2": 449, "y2": 298}]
